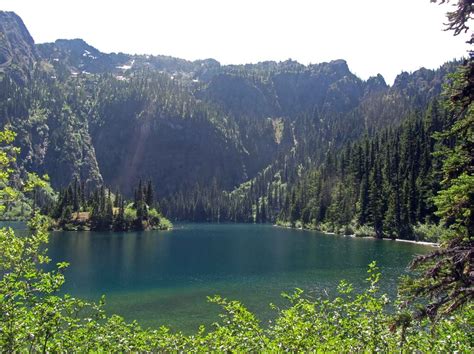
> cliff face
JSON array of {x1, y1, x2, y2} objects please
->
[
  {"x1": 0, "y1": 11, "x2": 38, "y2": 83},
  {"x1": 0, "y1": 12, "x2": 103, "y2": 188}
]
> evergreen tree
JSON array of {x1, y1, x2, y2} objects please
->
[
  {"x1": 358, "y1": 174, "x2": 370, "y2": 225},
  {"x1": 368, "y1": 158, "x2": 384, "y2": 238},
  {"x1": 261, "y1": 198, "x2": 267, "y2": 223},
  {"x1": 113, "y1": 198, "x2": 127, "y2": 231},
  {"x1": 145, "y1": 180, "x2": 154, "y2": 207}
]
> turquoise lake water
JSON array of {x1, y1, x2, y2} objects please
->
[{"x1": 44, "y1": 223, "x2": 431, "y2": 332}]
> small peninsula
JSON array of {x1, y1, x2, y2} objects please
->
[{"x1": 51, "y1": 179, "x2": 172, "y2": 231}]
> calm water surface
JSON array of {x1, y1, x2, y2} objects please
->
[{"x1": 46, "y1": 223, "x2": 432, "y2": 332}]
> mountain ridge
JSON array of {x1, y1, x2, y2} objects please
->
[
  {"x1": 0, "y1": 11, "x2": 460, "y2": 211},
  {"x1": 0, "y1": 10, "x2": 459, "y2": 88}
]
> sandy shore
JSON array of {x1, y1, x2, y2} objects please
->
[
  {"x1": 342, "y1": 233, "x2": 438, "y2": 247},
  {"x1": 385, "y1": 238, "x2": 439, "y2": 247},
  {"x1": 346, "y1": 234, "x2": 438, "y2": 247},
  {"x1": 274, "y1": 224, "x2": 439, "y2": 247}
]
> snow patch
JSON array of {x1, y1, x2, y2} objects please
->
[
  {"x1": 116, "y1": 59, "x2": 135, "y2": 71},
  {"x1": 82, "y1": 50, "x2": 97, "y2": 60}
]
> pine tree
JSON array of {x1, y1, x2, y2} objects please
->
[
  {"x1": 113, "y1": 198, "x2": 127, "y2": 231},
  {"x1": 368, "y1": 158, "x2": 384, "y2": 238},
  {"x1": 261, "y1": 198, "x2": 267, "y2": 223},
  {"x1": 105, "y1": 193, "x2": 114, "y2": 229},
  {"x1": 289, "y1": 190, "x2": 300, "y2": 226},
  {"x1": 145, "y1": 180, "x2": 154, "y2": 207},
  {"x1": 255, "y1": 198, "x2": 260, "y2": 223},
  {"x1": 358, "y1": 167, "x2": 370, "y2": 225},
  {"x1": 72, "y1": 177, "x2": 80, "y2": 212}
]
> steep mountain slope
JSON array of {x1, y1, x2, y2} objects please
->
[
  {"x1": 0, "y1": 11, "x2": 459, "y2": 207},
  {"x1": 162, "y1": 62, "x2": 458, "y2": 222},
  {"x1": 87, "y1": 72, "x2": 247, "y2": 194}
]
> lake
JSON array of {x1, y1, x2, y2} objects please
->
[{"x1": 46, "y1": 223, "x2": 432, "y2": 332}]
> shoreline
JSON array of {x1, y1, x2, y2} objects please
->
[
  {"x1": 274, "y1": 224, "x2": 439, "y2": 247},
  {"x1": 51, "y1": 224, "x2": 173, "y2": 232},
  {"x1": 351, "y1": 234, "x2": 439, "y2": 247}
]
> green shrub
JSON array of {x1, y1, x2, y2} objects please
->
[
  {"x1": 158, "y1": 217, "x2": 173, "y2": 230},
  {"x1": 412, "y1": 223, "x2": 449, "y2": 243},
  {"x1": 318, "y1": 222, "x2": 335, "y2": 233},
  {"x1": 124, "y1": 205, "x2": 137, "y2": 223},
  {"x1": 338, "y1": 224, "x2": 354, "y2": 235},
  {"x1": 354, "y1": 224, "x2": 376, "y2": 237},
  {"x1": 148, "y1": 207, "x2": 160, "y2": 221}
]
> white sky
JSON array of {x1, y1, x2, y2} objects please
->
[{"x1": 2, "y1": 0, "x2": 470, "y2": 84}]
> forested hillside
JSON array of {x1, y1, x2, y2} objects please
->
[
  {"x1": 0, "y1": 10, "x2": 463, "y2": 240},
  {"x1": 161, "y1": 66, "x2": 457, "y2": 229},
  {"x1": 278, "y1": 101, "x2": 450, "y2": 238}
]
